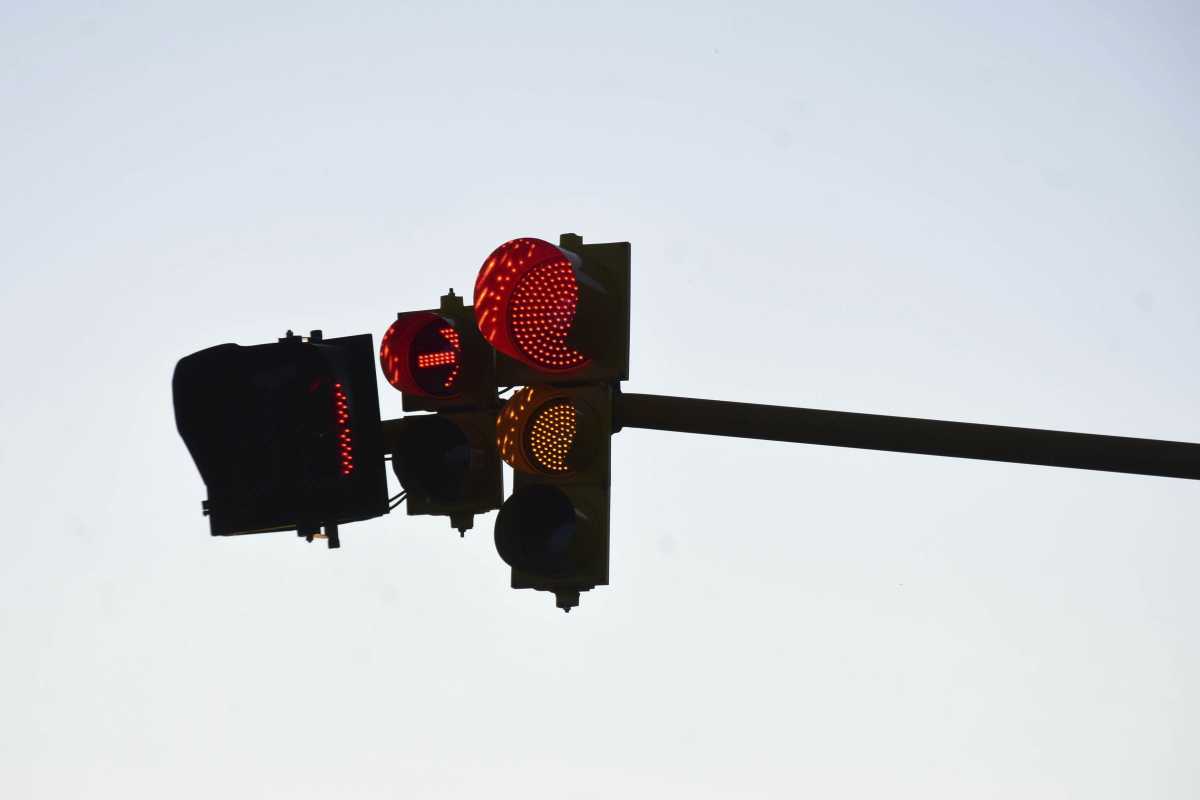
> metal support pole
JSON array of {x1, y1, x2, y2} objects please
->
[{"x1": 614, "y1": 392, "x2": 1200, "y2": 481}]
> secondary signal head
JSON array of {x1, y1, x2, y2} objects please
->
[
  {"x1": 473, "y1": 238, "x2": 589, "y2": 372},
  {"x1": 380, "y1": 311, "x2": 463, "y2": 397},
  {"x1": 391, "y1": 414, "x2": 472, "y2": 504}
]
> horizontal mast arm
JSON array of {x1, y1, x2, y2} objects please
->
[{"x1": 614, "y1": 392, "x2": 1200, "y2": 481}]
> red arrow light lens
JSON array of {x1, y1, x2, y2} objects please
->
[{"x1": 380, "y1": 312, "x2": 464, "y2": 397}]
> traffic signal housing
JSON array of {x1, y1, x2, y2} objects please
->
[
  {"x1": 472, "y1": 232, "x2": 629, "y2": 611},
  {"x1": 384, "y1": 410, "x2": 502, "y2": 534},
  {"x1": 380, "y1": 290, "x2": 503, "y2": 533},
  {"x1": 381, "y1": 290, "x2": 496, "y2": 412},
  {"x1": 493, "y1": 384, "x2": 613, "y2": 611},
  {"x1": 172, "y1": 330, "x2": 389, "y2": 546}
]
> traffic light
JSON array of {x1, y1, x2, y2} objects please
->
[
  {"x1": 381, "y1": 289, "x2": 496, "y2": 412},
  {"x1": 380, "y1": 290, "x2": 502, "y2": 533},
  {"x1": 494, "y1": 385, "x2": 613, "y2": 611},
  {"x1": 474, "y1": 233, "x2": 630, "y2": 387},
  {"x1": 473, "y1": 233, "x2": 630, "y2": 611},
  {"x1": 172, "y1": 329, "x2": 389, "y2": 547},
  {"x1": 169, "y1": 229, "x2": 1200, "y2": 619}
]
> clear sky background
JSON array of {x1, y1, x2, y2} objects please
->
[{"x1": 2, "y1": 2, "x2": 1198, "y2": 797}]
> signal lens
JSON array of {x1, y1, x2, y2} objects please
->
[
  {"x1": 494, "y1": 485, "x2": 581, "y2": 577},
  {"x1": 391, "y1": 415, "x2": 471, "y2": 504},
  {"x1": 526, "y1": 399, "x2": 576, "y2": 474},
  {"x1": 497, "y1": 387, "x2": 596, "y2": 476},
  {"x1": 380, "y1": 312, "x2": 463, "y2": 397},
  {"x1": 474, "y1": 238, "x2": 588, "y2": 372}
]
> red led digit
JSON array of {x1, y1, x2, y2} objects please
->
[{"x1": 333, "y1": 382, "x2": 354, "y2": 476}]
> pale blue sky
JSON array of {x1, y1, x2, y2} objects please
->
[{"x1": 2, "y1": 2, "x2": 1198, "y2": 797}]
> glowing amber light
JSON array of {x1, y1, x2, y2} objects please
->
[
  {"x1": 333, "y1": 382, "x2": 354, "y2": 476},
  {"x1": 526, "y1": 400, "x2": 576, "y2": 473},
  {"x1": 474, "y1": 238, "x2": 588, "y2": 372},
  {"x1": 496, "y1": 387, "x2": 587, "y2": 476}
]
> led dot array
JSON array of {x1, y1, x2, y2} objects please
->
[
  {"x1": 417, "y1": 351, "x2": 456, "y2": 367},
  {"x1": 526, "y1": 400, "x2": 576, "y2": 474},
  {"x1": 509, "y1": 261, "x2": 585, "y2": 370},
  {"x1": 333, "y1": 382, "x2": 354, "y2": 476},
  {"x1": 415, "y1": 326, "x2": 462, "y2": 389},
  {"x1": 474, "y1": 238, "x2": 587, "y2": 371}
]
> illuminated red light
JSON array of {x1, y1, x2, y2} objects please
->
[
  {"x1": 474, "y1": 238, "x2": 588, "y2": 372},
  {"x1": 380, "y1": 313, "x2": 464, "y2": 397},
  {"x1": 332, "y1": 383, "x2": 354, "y2": 476}
]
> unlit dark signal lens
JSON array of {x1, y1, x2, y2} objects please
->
[
  {"x1": 391, "y1": 415, "x2": 470, "y2": 504},
  {"x1": 494, "y1": 484, "x2": 580, "y2": 577}
]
